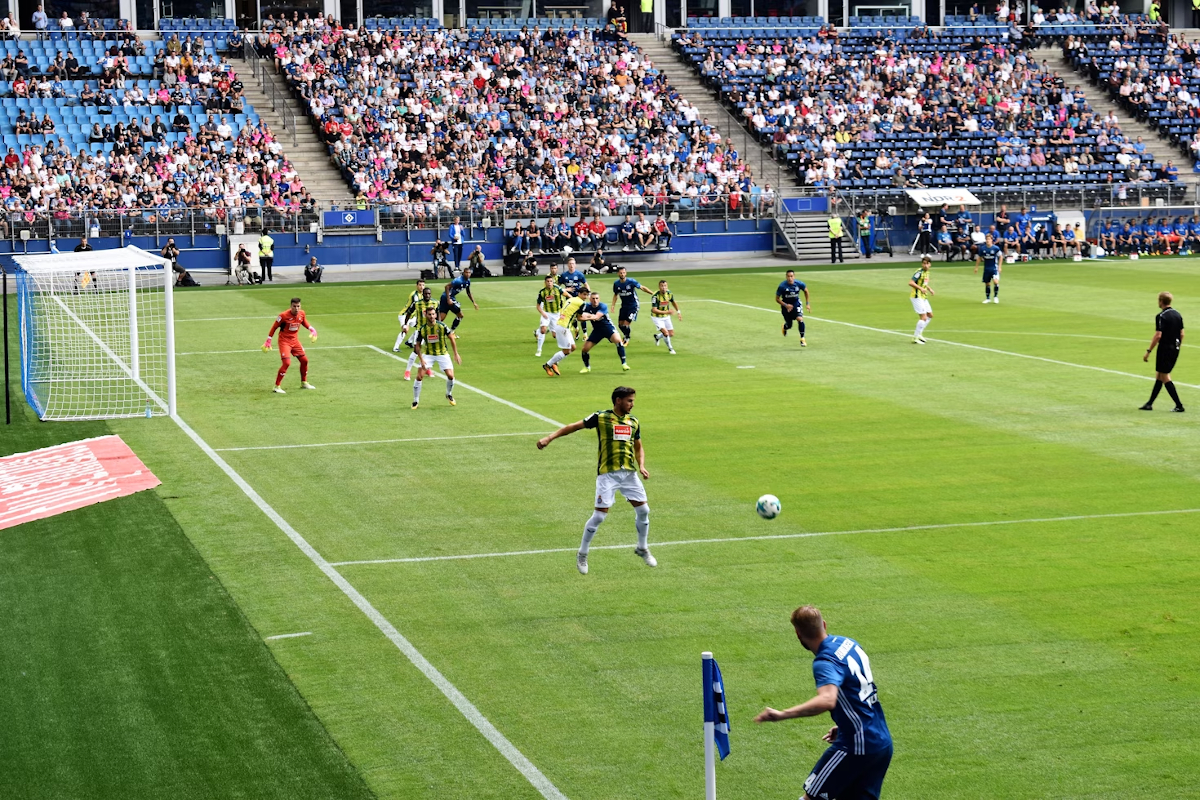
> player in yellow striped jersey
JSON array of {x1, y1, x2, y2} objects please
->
[
  {"x1": 411, "y1": 307, "x2": 462, "y2": 409},
  {"x1": 542, "y1": 293, "x2": 588, "y2": 376},
  {"x1": 399, "y1": 286, "x2": 438, "y2": 380},
  {"x1": 650, "y1": 279, "x2": 681, "y2": 354},
  {"x1": 537, "y1": 386, "x2": 655, "y2": 574},
  {"x1": 907, "y1": 256, "x2": 935, "y2": 344},
  {"x1": 534, "y1": 275, "x2": 567, "y2": 358},
  {"x1": 393, "y1": 278, "x2": 426, "y2": 352}
]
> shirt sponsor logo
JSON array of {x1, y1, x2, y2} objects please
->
[{"x1": 612, "y1": 424, "x2": 632, "y2": 442}]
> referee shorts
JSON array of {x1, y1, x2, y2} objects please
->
[
  {"x1": 1157, "y1": 348, "x2": 1180, "y2": 375},
  {"x1": 804, "y1": 744, "x2": 892, "y2": 800}
]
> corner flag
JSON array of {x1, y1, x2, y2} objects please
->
[{"x1": 702, "y1": 652, "x2": 729, "y2": 800}]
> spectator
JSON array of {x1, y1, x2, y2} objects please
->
[
  {"x1": 654, "y1": 214, "x2": 673, "y2": 249},
  {"x1": 32, "y1": 5, "x2": 48, "y2": 39},
  {"x1": 304, "y1": 256, "x2": 323, "y2": 283},
  {"x1": 635, "y1": 212, "x2": 654, "y2": 249}
]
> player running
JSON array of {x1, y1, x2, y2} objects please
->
[
  {"x1": 411, "y1": 307, "x2": 462, "y2": 409},
  {"x1": 263, "y1": 297, "x2": 317, "y2": 394},
  {"x1": 536, "y1": 385, "x2": 656, "y2": 575},
  {"x1": 909, "y1": 257, "x2": 935, "y2": 344},
  {"x1": 776, "y1": 270, "x2": 811, "y2": 345},
  {"x1": 611, "y1": 267, "x2": 654, "y2": 342},
  {"x1": 651, "y1": 279, "x2": 681, "y2": 354},
  {"x1": 974, "y1": 232, "x2": 1003, "y2": 304},
  {"x1": 393, "y1": 278, "x2": 426, "y2": 352},
  {"x1": 535, "y1": 275, "x2": 568, "y2": 358},
  {"x1": 438, "y1": 267, "x2": 478, "y2": 333},
  {"x1": 578, "y1": 291, "x2": 629, "y2": 373},
  {"x1": 542, "y1": 291, "x2": 588, "y2": 376},
  {"x1": 400, "y1": 286, "x2": 437, "y2": 381}
]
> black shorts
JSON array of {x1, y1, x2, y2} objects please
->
[
  {"x1": 618, "y1": 306, "x2": 638, "y2": 323},
  {"x1": 804, "y1": 744, "x2": 892, "y2": 800},
  {"x1": 1156, "y1": 348, "x2": 1180, "y2": 374},
  {"x1": 982, "y1": 268, "x2": 997, "y2": 282},
  {"x1": 587, "y1": 324, "x2": 618, "y2": 344},
  {"x1": 437, "y1": 297, "x2": 462, "y2": 316},
  {"x1": 780, "y1": 306, "x2": 801, "y2": 321}
]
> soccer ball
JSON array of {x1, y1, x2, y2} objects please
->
[{"x1": 756, "y1": 494, "x2": 781, "y2": 520}]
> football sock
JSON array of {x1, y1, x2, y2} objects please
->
[
  {"x1": 275, "y1": 361, "x2": 289, "y2": 386},
  {"x1": 915, "y1": 319, "x2": 929, "y2": 337},
  {"x1": 405, "y1": 352, "x2": 418, "y2": 371},
  {"x1": 667, "y1": 336, "x2": 676, "y2": 353},
  {"x1": 579, "y1": 510, "x2": 608, "y2": 554},
  {"x1": 993, "y1": 285, "x2": 999, "y2": 297},
  {"x1": 616, "y1": 344, "x2": 627, "y2": 363},
  {"x1": 783, "y1": 320, "x2": 792, "y2": 331},
  {"x1": 298, "y1": 355, "x2": 309, "y2": 381},
  {"x1": 634, "y1": 504, "x2": 650, "y2": 550},
  {"x1": 581, "y1": 351, "x2": 590, "y2": 367},
  {"x1": 394, "y1": 331, "x2": 406, "y2": 350},
  {"x1": 798, "y1": 320, "x2": 806, "y2": 336},
  {"x1": 547, "y1": 350, "x2": 567, "y2": 366},
  {"x1": 535, "y1": 329, "x2": 545, "y2": 349},
  {"x1": 985, "y1": 285, "x2": 992, "y2": 299},
  {"x1": 1165, "y1": 381, "x2": 1182, "y2": 406},
  {"x1": 619, "y1": 324, "x2": 631, "y2": 340},
  {"x1": 445, "y1": 378, "x2": 454, "y2": 397},
  {"x1": 1148, "y1": 379, "x2": 1163, "y2": 404},
  {"x1": 450, "y1": 317, "x2": 461, "y2": 331},
  {"x1": 413, "y1": 380, "x2": 423, "y2": 403}
]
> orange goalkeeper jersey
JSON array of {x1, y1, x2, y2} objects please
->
[{"x1": 270, "y1": 309, "x2": 311, "y2": 343}]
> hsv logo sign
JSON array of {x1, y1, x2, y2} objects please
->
[{"x1": 0, "y1": 435, "x2": 161, "y2": 530}]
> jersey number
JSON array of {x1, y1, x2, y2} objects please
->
[{"x1": 845, "y1": 646, "x2": 877, "y2": 704}]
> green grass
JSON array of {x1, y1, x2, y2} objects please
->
[{"x1": 5, "y1": 258, "x2": 1200, "y2": 798}]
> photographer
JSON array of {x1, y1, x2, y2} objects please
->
[
  {"x1": 586, "y1": 249, "x2": 613, "y2": 275},
  {"x1": 162, "y1": 237, "x2": 196, "y2": 285},
  {"x1": 304, "y1": 256, "x2": 323, "y2": 283},
  {"x1": 431, "y1": 238, "x2": 451, "y2": 278},
  {"x1": 468, "y1": 245, "x2": 488, "y2": 277},
  {"x1": 234, "y1": 243, "x2": 257, "y2": 285}
]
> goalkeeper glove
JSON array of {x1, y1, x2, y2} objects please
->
[
  {"x1": 261, "y1": 337, "x2": 272, "y2": 352},
  {"x1": 308, "y1": 328, "x2": 318, "y2": 343}
]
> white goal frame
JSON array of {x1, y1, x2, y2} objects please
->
[{"x1": 13, "y1": 246, "x2": 176, "y2": 421}]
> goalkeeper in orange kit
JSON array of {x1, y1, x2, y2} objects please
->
[{"x1": 263, "y1": 297, "x2": 317, "y2": 394}]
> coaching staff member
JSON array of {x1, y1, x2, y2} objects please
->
[
  {"x1": 1141, "y1": 291, "x2": 1185, "y2": 412},
  {"x1": 755, "y1": 605, "x2": 892, "y2": 800}
]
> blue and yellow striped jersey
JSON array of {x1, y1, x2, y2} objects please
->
[
  {"x1": 582, "y1": 410, "x2": 641, "y2": 475},
  {"x1": 415, "y1": 320, "x2": 453, "y2": 356}
]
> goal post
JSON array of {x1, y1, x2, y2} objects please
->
[{"x1": 12, "y1": 246, "x2": 176, "y2": 421}]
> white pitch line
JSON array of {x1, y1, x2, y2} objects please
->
[
  {"x1": 696, "y1": 300, "x2": 1200, "y2": 389},
  {"x1": 177, "y1": 307, "x2": 531, "y2": 323},
  {"x1": 178, "y1": 345, "x2": 372, "y2": 356},
  {"x1": 265, "y1": 631, "x2": 314, "y2": 640},
  {"x1": 329, "y1": 508, "x2": 1200, "y2": 567},
  {"x1": 170, "y1": 414, "x2": 567, "y2": 800},
  {"x1": 367, "y1": 345, "x2": 565, "y2": 427},
  {"x1": 933, "y1": 329, "x2": 1200, "y2": 350},
  {"x1": 216, "y1": 431, "x2": 549, "y2": 452}
]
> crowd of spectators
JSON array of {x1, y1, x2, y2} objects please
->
[{"x1": 256, "y1": 14, "x2": 770, "y2": 221}]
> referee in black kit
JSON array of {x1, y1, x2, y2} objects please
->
[{"x1": 1140, "y1": 292, "x2": 1185, "y2": 412}]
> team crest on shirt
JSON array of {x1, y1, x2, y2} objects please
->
[{"x1": 612, "y1": 424, "x2": 632, "y2": 441}]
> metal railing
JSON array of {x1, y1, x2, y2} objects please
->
[
  {"x1": 241, "y1": 39, "x2": 302, "y2": 148},
  {"x1": 834, "y1": 183, "x2": 1198, "y2": 217},
  {"x1": 2, "y1": 206, "x2": 319, "y2": 247}
]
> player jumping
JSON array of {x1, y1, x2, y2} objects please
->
[
  {"x1": 412, "y1": 307, "x2": 462, "y2": 409},
  {"x1": 578, "y1": 291, "x2": 629, "y2": 373},
  {"x1": 651, "y1": 279, "x2": 681, "y2": 354},
  {"x1": 264, "y1": 297, "x2": 317, "y2": 394},
  {"x1": 611, "y1": 267, "x2": 654, "y2": 342},
  {"x1": 974, "y1": 233, "x2": 1002, "y2": 304},
  {"x1": 776, "y1": 270, "x2": 811, "y2": 346}
]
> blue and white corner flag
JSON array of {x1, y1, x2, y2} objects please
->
[{"x1": 703, "y1": 653, "x2": 730, "y2": 759}]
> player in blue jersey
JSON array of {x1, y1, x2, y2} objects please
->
[
  {"x1": 1118, "y1": 221, "x2": 1136, "y2": 256},
  {"x1": 756, "y1": 605, "x2": 892, "y2": 800},
  {"x1": 438, "y1": 268, "x2": 479, "y2": 332},
  {"x1": 974, "y1": 232, "x2": 1003, "y2": 304},
  {"x1": 611, "y1": 267, "x2": 654, "y2": 342},
  {"x1": 577, "y1": 291, "x2": 629, "y2": 373},
  {"x1": 1002, "y1": 225, "x2": 1021, "y2": 258},
  {"x1": 776, "y1": 269, "x2": 811, "y2": 345},
  {"x1": 1188, "y1": 216, "x2": 1200, "y2": 252},
  {"x1": 558, "y1": 258, "x2": 592, "y2": 334},
  {"x1": 1098, "y1": 220, "x2": 1117, "y2": 254}
]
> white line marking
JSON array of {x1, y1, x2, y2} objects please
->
[
  {"x1": 170, "y1": 414, "x2": 567, "y2": 799},
  {"x1": 329, "y1": 508, "x2": 1200, "y2": 567},
  {"x1": 696, "y1": 300, "x2": 1200, "y2": 389},
  {"x1": 265, "y1": 631, "x2": 313, "y2": 640},
  {"x1": 178, "y1": 345, "x2": 372, "y2": 356},
  {"x1": 736, "y1": 365, "x2": 756, "y2": 369},
  {"x1": 217, "y1": 431, "x2": 549, "y2": 452},
  {"x1": 367, "y1": 345, "x2": 566, "y2": 427},
  {"x1": 177, "y1": 307, "x2": 531, "y2": 322},
  {"x1": 932, "y1": 330, "x2": 1200, "y2": 350}
]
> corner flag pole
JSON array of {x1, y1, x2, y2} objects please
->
[{"x1": 703, "y1": 651, "x2": 717, "y2": 800}]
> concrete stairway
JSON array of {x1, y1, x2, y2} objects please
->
[
  {"x1": 229, "y1": 56, "x2": 353, "y2": 204},
  {"x1": 1037, "y1": 45, "x2": 1198, "y2": 199},
  {"x1": 628, "y1": 33, "x2": 803, "y2": 193},
  {"x1": 775, "y1": 212, "x2": 861, "y2": 261}
]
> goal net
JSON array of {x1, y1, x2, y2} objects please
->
[{"x1": 13, "y1": 246, "x2": 176, "y2": 421}]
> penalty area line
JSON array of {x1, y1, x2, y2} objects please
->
[
  {"x1": 330, "y1": 508, "x2": 1200, "y2": 566},
  {"x1": 695, "y1": 299, "x2": 1200, "y2": 389},
  {"x1": 265, "y1": 631, "x2": 313, "y2": 640},
  {"x1": 169, "y1": 414, "x2": 568, "y2": 800}
]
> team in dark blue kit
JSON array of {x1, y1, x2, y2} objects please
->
[
  {"x1": 776, "y1": 270, "x2": 812, "y2": 346},
  {"x1": 557, "y1": 258, "x2": 591, "y2": 332},
  {"x1": 577, "y1": 291, "x2": 630, "y2": 373},
  {"x1": 439, "y1": 268, "x2": 479, "y2": 331},
  {"x1": 610, "y1": 266, "x2": 654, "y2": 341},
  {"x1": 756, "y1": 606, "x2": 893, "y2": 800},
  {"x1": 974, "y1": 233, "x2": 1003, "y2": 304}
]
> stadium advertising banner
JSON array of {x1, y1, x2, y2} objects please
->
[
  {"x1": 323, "y1": 210, "x2": 377, "y2": 227},
  {"x1": 905, "y1": 189, "x2": 981, "y2": 207}
]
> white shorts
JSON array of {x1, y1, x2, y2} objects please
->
[
  {"x1": 652, "y1": 315, "x2": 674, "y2": 332},
  {"x1": 595, "y1": 469, "x2": 647, "y2": 507},
  {"x1": 539, "y1": 310, "x2": 552, "y2": 328},
  {"x1": 406, "y1": 327, "x2": 420, "y2": 346},
  {"x1": 911, "y1": 297, "x2": 932, "y2": 315},
  {"x1": 554, "y1": 323, "x2": 575, "y2": 350},
  {"x1": 421, "y1": 353, "x2": 454, "y2": 373}
]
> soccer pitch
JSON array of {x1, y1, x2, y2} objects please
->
[{"x1": 5, "y1": 258, "x2": 1200, "y2": 798}]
